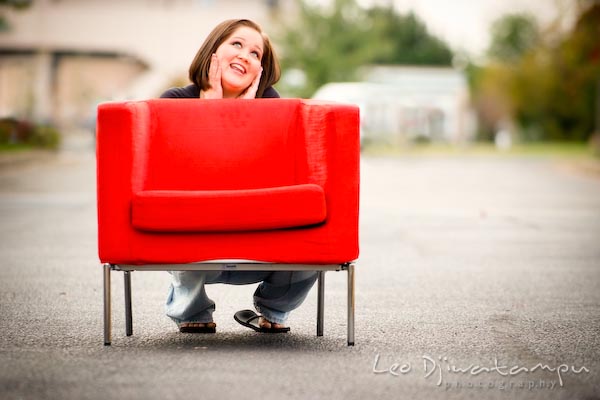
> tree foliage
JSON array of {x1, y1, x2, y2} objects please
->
[
  {"x1": 487, "y1": 14, "x2": 540, "y2": 63},
  {"x1": 366, "y1": 7, "x2": 453, "y2": 66},
  {"x1": 276, "y1": 0, "x2": 453, "y2": 97},
  {"x1": 471, "y1": 4, "x2": 600, "y2": 142},
  {"x1": 0, "y1": 0, "x2": 31, "y2": 8},
  {"x1": 277, "y1": 0, "x2": 373, "y2": 97},
  {"x1": 0, "y1": 0, "x2": 32, "y2": 32}
]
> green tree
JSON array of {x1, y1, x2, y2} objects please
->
[
  {"x1": 277, "y1": 0, "x2": 373, "y2": 97},
  {"x1": 487, "y1": 14, "x2": 540, "y2": 62},
  {"x1": 367, "y1": 7, "x2": 453, "y2": 65},
  {"x1": 0, "y1": 0, "x2": 32, "y2": 32},
  {"x1": 276, "y1": 0, "x2": 453, "y2": 97},
  {"x1": 549, "y1": 2, "x2": 600, "y2": 141},
  {"x1": 473, "y1": 4, "x2": 600, "y2": 142},
  {"x1": 0, "y1": 0, "x2": 31, "y2": 8}
]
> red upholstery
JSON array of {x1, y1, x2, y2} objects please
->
[
  {"x1": 96, "y1": 99, "x2": 359, "y2": 265},
  {"x1": 131, "y1": 184, "x2": 326, "y2": 232}
]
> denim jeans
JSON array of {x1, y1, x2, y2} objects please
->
[{"x1": 165, "y1": 270, "x2": 318, "y2": 325}]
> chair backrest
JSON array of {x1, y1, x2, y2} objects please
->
[
  {"x1": 141, "y1": 99, "x2": 304, "y2": 191},
  {"x1": 96, "y1": 98, "x2": 360, "y2": 265}
]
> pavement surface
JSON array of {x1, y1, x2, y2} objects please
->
[{"x1": 0, "y1": 134, "x2": 599, "y2": 400}]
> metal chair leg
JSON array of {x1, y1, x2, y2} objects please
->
[
  {"x1": 124, "y1": 271, "x2": 133, "y2": 336},
  {"x1": 347, "y1": 263, "x2": 355, "y2": 346},
  {"x1": 103, "y1": 263, "x2": 112, "y2": 346},
  {"x1": 317, "y1": 271, "x2": 325, "y2": 336}
]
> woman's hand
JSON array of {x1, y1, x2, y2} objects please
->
[
  {"x1": 201, "y1": 54, "x2": 223, "y2": 99},
  {"x1": 239, "y1": 68, "x2": 263, "y2": 99}
]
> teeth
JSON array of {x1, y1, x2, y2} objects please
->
[{"x1": 231, "y1": 64, "x2": 245, "y2": 74}]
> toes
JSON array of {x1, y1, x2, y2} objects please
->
[
  {"x1": 258, "y1": 317, "x2": 287, "y2": 330},
  {"x1": 258, "y1": 317, "x2": 271, "y2": 329}
]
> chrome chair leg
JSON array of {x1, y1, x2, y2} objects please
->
[
  {"x1": 124, "y1": 271, "x2": 133, "y2": 336},
  {"x1": 347, "y1": 263, "x2": 355, "y2": 346},
  {"x1": 101, "y1": 263, "x2": 354, "y2": 346},
  {"x1": 103, "y1": 263, "x2": 112, "y2": 346},
  {"x1": 317, "y1": 271, "x2": 325, "y2": 336}
]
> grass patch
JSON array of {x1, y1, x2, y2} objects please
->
[
  {"x1": 362, "y1": 141, "x2": 596, "y2": 159},
  {"x1": 0, "y1": 143, "x2": 37, "y2": 152}
]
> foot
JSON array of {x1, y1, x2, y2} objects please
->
[
  {"x1": 233, "y1": 309, "x2": 290, "y2": 333},
  {"x1": 178, "y1": 321, "x2": 216, "y2": 333},
  {"x1": 258, "y1": 317, "x2": 288, "y2": 331}
]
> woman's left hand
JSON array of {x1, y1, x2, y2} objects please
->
[{"x1": 239, "y1": 68, "x2": 263, "y2": 99}]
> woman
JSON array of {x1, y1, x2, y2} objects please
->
[
  {"x1": 160, "y1": 19, "x2": 318, "y2": 334},
  {"x1": 161, "y1": 19, "x2": 280, "y2": 99}
]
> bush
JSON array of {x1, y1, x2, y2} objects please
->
[
  {"x1": 0, "y1": 117, "x2": 61, "y2": 150},
  {"x1": 29, "y1": 125, "x2": 61, "y2": 149}
]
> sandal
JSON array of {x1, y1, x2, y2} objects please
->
[
  {"x1": 233, "y1": 309, "x2": 290, "y2": 333},
  {"x1": 178, "y1": 321, "x2": 216, "y2": 334}
]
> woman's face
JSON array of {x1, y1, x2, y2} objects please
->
[{"x1": 215, "y1": 26, "x2": 264, "y2": 98}]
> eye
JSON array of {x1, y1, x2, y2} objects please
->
[
  {"x1": 231, "y1": 41, "x2": 242, "y2": 48},
  {"x1": 250, "y1": 51, "x2": 261, "y2": 59}
]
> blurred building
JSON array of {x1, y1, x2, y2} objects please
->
[
  {"x1": 0, "y1": 0, "x2": 292, "y2": 129},
  {"x1": 312, "y1": 66, "x2": 476, "y2": 145}
]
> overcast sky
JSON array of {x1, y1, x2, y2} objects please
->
[{"x1": 319, "y1": 0, "x2": 576, "y2": 56}]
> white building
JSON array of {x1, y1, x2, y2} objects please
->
[
  {"x1": 312, "y1": 66, "x2": 476, "y2": 145},
  {"x1": 0, "y1": 0, "x2": 292, "y2": 128}
]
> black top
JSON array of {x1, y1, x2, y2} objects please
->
[{"x1": 160, "y1": 84, "x2": 280, "y2": 99}]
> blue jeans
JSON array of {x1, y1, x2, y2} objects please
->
[{"x1": 165, "y1": 270, "x2": 318, "y2": 325}]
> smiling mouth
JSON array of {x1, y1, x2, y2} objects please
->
[{"x1": 230, "y1": 63, "x2": 246, "y2": 75}]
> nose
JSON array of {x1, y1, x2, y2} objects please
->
[{"x1": 236, "y1": 51, "x2": 249, "y2": 63}]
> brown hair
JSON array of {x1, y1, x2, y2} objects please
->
[{"x1": 189, "y1": 19, "x2": 281, "y2": 98}]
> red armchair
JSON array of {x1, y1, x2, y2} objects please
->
[{"x1": 96, "y1": 98, "x2": 360, "y2": 345}]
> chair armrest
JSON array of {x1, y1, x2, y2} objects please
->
[
  {"x1": 300, "y1": 100, "x2": 360, "y2": 255},
  {"x1": 96, "y1": 101, "x2": 150, "y2": 262}
]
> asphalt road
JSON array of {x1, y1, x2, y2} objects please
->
[{"x1": 0, "y1": 136, "x2": 599, "y2": 400}]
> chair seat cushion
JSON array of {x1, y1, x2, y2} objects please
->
[{"x1": 131, "y1": 184, "x2": 327, "y2": 232}]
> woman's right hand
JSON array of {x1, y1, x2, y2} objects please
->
[{"x1": 201, "y1": 54, "x2": 223, "y2": 99}]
